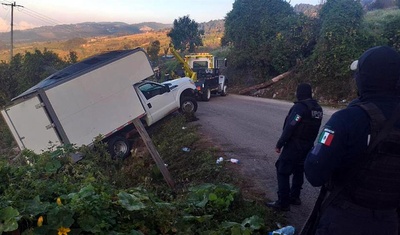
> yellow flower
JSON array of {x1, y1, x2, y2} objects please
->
[
  {"x1": 57, "y1": 226, "x2": 71, "y2": 235},
  {"x1": 37, "y1": 216, "x2": 43, "y2": 227},
  {"x1": 56, "y1": 197, "x2": 62, "y2": 206}
]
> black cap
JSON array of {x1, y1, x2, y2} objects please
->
[
  {"x1": 296, "y1": 83, "x2": 312, "y2": 101},
  {"x1": 354, "y1": 46, "x2": 400, "y2": 96}
]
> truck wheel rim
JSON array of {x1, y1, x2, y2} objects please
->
[
  {"x1": 182, "y1": 101, "x2": 194, "y2": 113},
  {"x1": 207, "y1": 89, "x2": 211, "y2": 99},
  {"x1": 114, "y1": 141, "x2": 128, "y2": 156},
  {"x1": 223, "y1": 85, "x2": 227, "y2": 94}
]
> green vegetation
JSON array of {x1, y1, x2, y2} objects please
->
[
  {"x1": 222, "y1": 0, "x2": 400, "y2": 102},
  {"x1": 1, "y1": 2, "x2": 398, "y2": 104},
  {"x1": 301, "y1": 0, "x2": 366, "y2": 100},
  {"x1": 0, "y1": 116, "x2": 283, "y2": 234},
  {"x1": 1, "y1": 3, "x2": 400, "y2": 233},
  {"x1": 167, "y1": 16, "x2": 204, "y2": 53}
]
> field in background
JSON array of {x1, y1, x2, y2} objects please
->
[{"x1": 0, "y1": 29, "x2": 224, "y2": 62}]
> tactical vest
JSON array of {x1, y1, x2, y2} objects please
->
[
  {"x1": 343, "y1": 102, "x2": 400, "y2": 210},
  {"x1": 292, "y1": 100, "x2": 323, "y2": 145}
]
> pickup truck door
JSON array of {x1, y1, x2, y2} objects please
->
[{"x1": 137, "y1": 82, "x2": 177, "y2": 125}]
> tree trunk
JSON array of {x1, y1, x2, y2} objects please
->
[{"x1": 239, "y1": 71, "x2": 292, "y2": 95}]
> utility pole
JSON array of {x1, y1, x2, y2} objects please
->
[{"x1": 2, "y1": 2, "x2": 23, "y2": 61}]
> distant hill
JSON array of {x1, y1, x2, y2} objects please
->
[
  {"x1": 294, "y1": 3, "x2": 322, "y2": 17},
  {"x1": 0, "y1": 22, "x2": 172, "y2": 44},
  {"x1": 200, "y1": 20, "x2": 225, "y2": 33},
  {"x1": 0, "y1": 20, "x2": 226, "y2": 46}
]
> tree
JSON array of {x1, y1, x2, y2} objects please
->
[
  {"x1": 302, "y1": 0, "x2": 365, "y2": 99},
  {"x1": 167, "y1": 16, "x2": 204, "y2": 52},
  {"x1": 223, "y1": 0, "x2": 298, "y2": 81},
  {"x1": 147, "y1": 40, "x2": 161, "y2": 66},
  {"x1": 0, "y1": 62, "x2": 16, "y2": 106},
  {"x1": 65, "y1": 51, "x2": 78, "y2": 64},
  {"x1": 382, "y1": 13, "x2": 400, "y2": 51},
  {"x1": 10, "y1": 49, "x2": 69, "y2": 94}
]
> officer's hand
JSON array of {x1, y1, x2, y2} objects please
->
[{"x1": 275, "y1": 147, "x2": 281, "y2": 154}]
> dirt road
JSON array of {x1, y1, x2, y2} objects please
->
[{"x1": 195, "y1": 94, "x2": 337, "y2": 233}]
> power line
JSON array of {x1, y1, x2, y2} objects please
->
[
  {"x1": 1, "y1": 1, "x2": 23, "y2": 60},
  {"x1": 18, "y1": 6, "x2": 61, "y2": 26}
]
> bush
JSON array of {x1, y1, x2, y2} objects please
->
[{"x1": 0, "y1": 115, "x2": 281, "y2": 234}]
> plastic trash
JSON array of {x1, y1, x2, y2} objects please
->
[
  {"x1": 181, "y1": 147, "x2": 190, "y2": 152},
  {"x1": 228, "y1": 158, "x2": 239, "y2": 164},
  {"x1": 216, "y1": 157, "x2": 224, "y2": 164},
  {"x1": 268, "y1": 225, "x2": 295, "y2": 235}
]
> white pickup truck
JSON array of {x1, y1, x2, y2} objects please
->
[{"x1": 1, "y1": 48, "x2": 198, "y2": 158}]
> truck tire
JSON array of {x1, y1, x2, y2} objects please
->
[
  {"x1": 221, "y1": 84, "x2": 228, "y2": 96},
  {"x1": 202, "y1": 88, "x2": 211, "y2": 101},
  {"x1": 107, "y1": 135, "x2": 131, "y2": 159},
  {"x1": 180, "y1": 96, "x2": 198, "y2": 114}
]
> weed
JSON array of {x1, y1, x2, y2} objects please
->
[{"x1": 0, "y1": 113, "x2": 284, "y2": 234}]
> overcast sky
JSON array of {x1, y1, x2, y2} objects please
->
[{"x1": 0, "y1": 0, "x2": 321, "y2": 32}]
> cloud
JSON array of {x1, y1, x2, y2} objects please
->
[
  {"x1": 0, "y1": 19, "x2": 37, "y2": 32},
  {"x1": 15, "y1": 21, "x2": 37, "y2": 31},
  {"x1": 0, "y1": 18, "x2": 10, "y2": 32}
]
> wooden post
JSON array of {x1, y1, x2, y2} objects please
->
[{"x1": 132, "y1": 118, "x2": 175, "y2": 189}]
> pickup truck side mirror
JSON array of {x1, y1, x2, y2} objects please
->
[{"x1": 164, "y1": 84, "x2": 170, "y2": 92}]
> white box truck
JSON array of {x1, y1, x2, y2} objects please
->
[{"x1": 1, "y1": 48, "x2": 198, "y2": 158}]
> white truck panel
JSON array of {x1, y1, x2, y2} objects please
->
[
  {"x1": 1, "y1": 96, "x2": 61, "y2": 153},
  {"x1": 45, "y1": 50, "x2": 152, "y2": 146}
]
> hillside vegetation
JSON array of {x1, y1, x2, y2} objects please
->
[
  {"x1": 0, "y1": 20, "x2": 224, "y2": 62},
  {"x1": 223, "y1": 1, "x2": 400, "y2": 104},
  {"x1": 0, "y1": 1, "x2": 399, "y2": 234}
]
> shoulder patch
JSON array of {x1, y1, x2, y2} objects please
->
[
  {"x1": 290, "y1": 114, "x2": 302, "y2": 126},
  {"x1": 318, "y1": 128, "x2": 334, "y2": 146}
]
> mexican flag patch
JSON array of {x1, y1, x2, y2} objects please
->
[
  {"x1": 318, "y1": 129, "x2": 334, "y2": 146},
  {"x1": 290, "y1": 114, "x2": 302, "y2": 126}
]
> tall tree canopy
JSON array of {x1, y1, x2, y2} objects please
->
[
  {"x1": 147, "y1": 40, "x2": 161, "y2": 66},
  {"x1": 302, "y1": 0, "x2": 365, "y2": 98},
  {"x1": 0, "y1": 49, "x2": 73, "y2": 106},
  {"x1": 223, "y1": 0, "x2": 302, "y2": 80},
  {"x1": 167, "y1": 16, "x2": 204, "y2": 53}
]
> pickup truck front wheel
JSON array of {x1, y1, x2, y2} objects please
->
[
  {"x1": 202, "y1": 88, "x2": 211, "y2": 101},
  {"x1": 220, "y1": 84, "x2": 228, "y2": 96},
  {"x1": 107, "y1": 135, "x2": 131, "y2": 159},
  {"x1": 180, "y1": 96, "x2": 198, "y2": 114}
]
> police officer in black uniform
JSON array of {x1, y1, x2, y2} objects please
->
[
  {"x1": 304, "y1": 46, "x2": 400, "y2": 234},
  {"x1": 267, "y1": 83, "x2": 323, "y2": 211}
]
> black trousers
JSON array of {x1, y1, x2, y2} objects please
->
[{"x1": 275, "y1": 159, "x2": 304, "y2": 206}]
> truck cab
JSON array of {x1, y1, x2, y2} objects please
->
[
  {"x1": 168, "y1": 44, "x2": 228, "y2": 101},
  {"x1": 184, "y1": 53, "x2": 227, "y2": 101},
  {"x1": 134, "y1": 77, "x2": 197, "y2": 127}
]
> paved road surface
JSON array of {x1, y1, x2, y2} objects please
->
[{"x1": 195, "y1": 94, "x2": 338, "y2": 232}]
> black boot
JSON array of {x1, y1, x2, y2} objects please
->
[{"x1": 290, "y1": 197, "x2": 302, "y2": 205}]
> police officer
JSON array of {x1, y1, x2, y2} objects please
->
[
  {"x1": 304, "y1": 46, "x2": 400, "y2": 234},
  {"x1": 267, "y1": 83, "x2": 323, "y2": 211}
]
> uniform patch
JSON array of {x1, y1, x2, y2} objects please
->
[
  {"x1": 318, "y1": 129, "x2": 334, "y2": 146},
  {"x1": 290, "y1": 114, "x2": 302, "y2": 126}
]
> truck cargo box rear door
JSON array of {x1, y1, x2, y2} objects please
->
[{"x1": 1, "y1": 95, "x2": 61, "y2": 153}]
